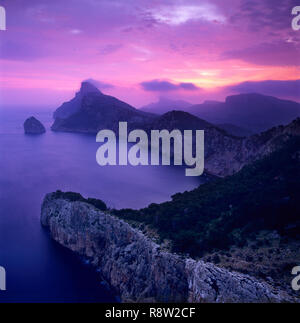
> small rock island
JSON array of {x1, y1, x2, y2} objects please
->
[{"x1": 24, "y1": 117, "x2": 46, "y2": 134}]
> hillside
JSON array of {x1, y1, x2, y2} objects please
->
[
  {"x1": 217, "y1": 123, "x2": 254, "y2": 137},
  {"x1": 146, "y1": 113, "x2": 300, "y2": 178},
  {"x1": 114, "y1": 136, "x2": 300, "y2": 253},
  {"x1": 113, "y1": 136, "x2": 300, "y2": 295}
]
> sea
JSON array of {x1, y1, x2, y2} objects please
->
[{"x1": 0, "y1": 107, "x2": 200, "y2": 302}]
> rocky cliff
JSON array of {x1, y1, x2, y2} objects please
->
[
  {"x1": 52, "y1": 81, "x2": 156, "y2": 133},
  {"x1": 147, "y1": 113, "x2": 300, "y2": 177},
  {"x1": 53, "y1": 81, "x2": 103, "y2": 120},
  {"x1": 41, "y1": 192, "x2": 292, "y2": 303}
]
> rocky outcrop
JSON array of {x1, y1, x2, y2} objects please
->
[
  {"x1": 41, "y1": 193, "x2": 292, "y2": 303},
  {"x1": 51, "y1": 81, "x2": 155, "y2": 133},
  {"x1": 24, "y1": 117, "x2": 46, "y2": 134},
  {"x1": 53, "y1": 81, "x2": 104, "y2": 120}
]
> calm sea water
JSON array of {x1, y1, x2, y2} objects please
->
[{"x1": 0, "y1": 108, "x2": 200, "y2": 302}]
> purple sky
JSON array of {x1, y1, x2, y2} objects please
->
[{"x1": 0, "y1": 0, "x2": 299, "y2": 108}]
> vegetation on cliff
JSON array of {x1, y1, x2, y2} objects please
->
[
  {"x1": 113, "y1": 137, "x2": 300, "y2": 257},
  {"x1": 52, "y1": 190, "x2": 107, "y2": 211}
]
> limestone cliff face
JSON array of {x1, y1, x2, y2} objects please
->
[
  {"x1": 204, "y1": 117, "x2": 300, "y2": 176},
  {"x1": 41, "y1": 193, "x2": 291, "y2": 303}
]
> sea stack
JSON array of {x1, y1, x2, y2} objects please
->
[{"x1": 24, "y1": 117, "x2": 46, "y2": 134}]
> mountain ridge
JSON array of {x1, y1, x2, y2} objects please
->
[
  {"x1": 51, "y1": 82, "x2": 300, "y2": 176},
  {"x1": 140, "y1": 97, "x2": 192, "y2": 115},
  {"x1": 52, "y1": 82, "x2": 300, "y2": 135},
  {"x1": 139, "y1": 93, "x2": 300, "y2": 133},
  {"x1": 187, "y1": 93, "x2": 300, "y2": 133}
]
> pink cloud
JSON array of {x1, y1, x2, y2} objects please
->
[{"x1": 0, "y1": 0, "x2": 299, "y2": 107}]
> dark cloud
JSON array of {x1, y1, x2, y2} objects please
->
[
  {"x1": 228, "y1": 0, "x2": 298, "y2": 32},
  {"x1": 222, "y1": 41, "x2": 300, "y2": 66},
  {"x1": 140, "y1": 80, "x2": 200, "y2": 92},
  {"x1": 179, "y1": 82, "x2": 199, "y2": 90},
  {"x1": 228, "y1": 79, "x2": 300, "y2": 101},
  {"x1": 84, "y1": 78, "x2": 114, "y2": 89}
]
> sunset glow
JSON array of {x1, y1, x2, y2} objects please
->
[{"x1": 0, "y1": 0, "x2": 299, "y2": 107}]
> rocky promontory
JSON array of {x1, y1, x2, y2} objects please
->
[
  {"x1": 51, "y1": 81, "x2": 155, "y2": 134},
  {"x1": 24, "y1": 116, "x2": 46, "y2": 134},
  {"x1": 41, "y1": 192, "x2": 292, "y2": 303}
]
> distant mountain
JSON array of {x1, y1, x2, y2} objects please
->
[
  {"x1": 52, "y1": 81, "x2": 156, "y2": 133},
  {"x1": 140, "y1": 97, "x2": 192, "y2": 115},
  {"x1": 141, "y1": 94, "x2": 300, "y2": 134},
  {"x1": 186, "y1": 93, "x2": 300, "y2": 133}
]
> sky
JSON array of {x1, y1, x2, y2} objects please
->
[{"x1": 0, "y1": 0, "x2": 299, "y2": 108}]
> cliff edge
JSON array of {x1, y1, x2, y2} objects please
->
[{"x1": 41, "y1": 192, "x2": 292, "y2": 303}]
